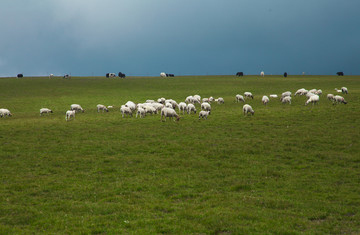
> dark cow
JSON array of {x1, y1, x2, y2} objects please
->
[
  {"x1": 284, "y1": 72, "x2": 288, "y2": 78},
  {"x1": 63, "y1": 74, "x2": 71, "y2": 79},
  {"x1": 236, "y1": 72, "x2": 244, "y2": 77},
  {"x1": 168, "y1": 74, "x2": 174, "y2": 77},
  {"x1": 17, "y1": 73, "x2": 23, "y2": 78},
  {"x1": 118, "y1": 72, "x2": 126, "y2": 78},
  {"x1": 337, "y1": 72, "x2": 344, "y2": 76},
  {"x1": 106, "y1": 73, "x2": 110, "y2": 78}
]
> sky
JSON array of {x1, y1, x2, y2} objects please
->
[{"x1": 0, "y1": 0, "x2": 359, "y2": 77}]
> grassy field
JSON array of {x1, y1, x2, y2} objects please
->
[{"x1": 0, "y1": 75, "x2": 359, "y2": 234}]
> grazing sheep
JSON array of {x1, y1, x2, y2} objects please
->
[
  {"x1": 309, "y1": 89, "x2": 317, "y2": 94},
  {"x1": 235, "y1": 94, "x2": 245, "y2": 102},
  {"x1": 208, "y1": 96, "x2": 215, "y2": 103},
  {"x1": 70, "y1": 104, "x2": 84, "y2": 113},
  {"x1": 202, "y1": 98, "x2": 209, "y2": 103},
  {"x1": 157, "y1": 98, "x2": 166, "y2": 104},
  {"x1": 120, "y1": 105, "x2": 133, "y2": 117},
  {"x1": 294, "y1": 88, "x2": 308, "y2": 96},
  {"x1": 201, "y1": 102, "x2": 211, "y2": 113},
  {"x1": 165, "y1": 102, "x2": 173, "y2": 109},
  {"x1": 40, "y1": 108, "x2": 53, "y2": 116},
  {"x1": 49, "y1": 74, "x2": 54, "y2": 79},
  {"x1": 327, "y1": 94, "x2": 335, "y2": 101},
  {"x1": 315, "y1": 89, "x2": 322, "y2": 95},
  {"x1": 193, "y1": 95, "x2": 201, "y2": 103},
  {"x1": 161, "y1": 107, "x2": 180, "y2": 121},
  {"x1": 305, "y1": 95, "x2": 320, "y2": 105},
  {"x1": 335, "y1": 88, "x2": 342, "y2": 93},
  {"x1": 281, "y1": 91, "x2": 292, "y2": 98},
  {"x1": 143, "y1": 105, "x2": 157, "y2": 115},
  {"x1": 333, "y1": 95, "x2": 347, "y2": 104},
  {"x1": 306, "y1": 92, "x2": 317, "y2": 99},
  {"x1": 244, "y1": 92, "x2": 254, "y2": 99},
  {"x1": 243, "y1": 104, "x2": 254, "y2": 115},
  {"x1": 65, "y1": 110, "x2": 75, "y2": 121},
  {"x1": 281, "y1": 96, "x2": 292, "y2": 104},
  {"x1": 0, "y1": 108, "x2": 13, "y2": 118},
  {"x1": 341, "y1": 87, "x2": 348, "y2": 94},
  {"x1": 160, "y1": 72, "x2": 167, "y2": 78},
  {"x1": 125, "y1": 101, "x2": 136, "y2": 112},
  {"x1": 107, "y1": 105, "x2": 114, "y2": 109},
  {"x1": 260, "y1": 71, "x2": 265, "y2": 77},
  {"x1": 136, "y1": 108, "x2": 146, "y2": 118},
  {"x1": 199, "y1": 111, "x2": 210, "y2": 120},
  {"x1": 187, "y1": 104, "x2": 197, "y2": 114},
  {"x1": 179, "y1": 102, "x2": 187, "y2": 114},
  {"x1": 217, "y1": 97, "x2": 224, "y2": 104},
  {"x1": 269, "y1": 94, "x2": 278, "y2": 98},
  {"x1": 262, "y1": 96, "x2": 269, "y2": 105},
  {"x1": 145, "y1": 100, "x2": 155, "y2": 103},
  {"x1": 150, "y1": 103, "x2": 164, "y2": 112},
  {"x1": 165, "y1": 99, "x2": 179, "y2": 109},
  {"x1": 97, "y1": 104, "x2": 109, "y2": 112},
  {"x1": 185, "y1": 96, "x2": 194, "y2": 104}
]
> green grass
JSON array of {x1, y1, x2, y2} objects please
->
[{"x1": 0, "y1": 75, "x2": 359, "y2": 234}]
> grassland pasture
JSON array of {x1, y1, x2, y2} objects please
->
[{"x1": 0, "y1": 75, "x2": 359, "y2": 234}]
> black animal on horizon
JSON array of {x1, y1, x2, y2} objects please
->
[
  {"x1": 337, "y1": 72, "x2": 344, "y2": 76},
  {"x1": 166, "y1": 74, "x2": 175, "y2": 77},
  {"x1": 118, "y1": 72, "x2": 126, "y2": 78},
  {"x1": 17, "y1": 73, "x2": 23, "y2": 78},
  {"x1": 284, "y1": 72, "x2": 288, "y2": 78},
  {"x1": 236, "y1": 72, "x2": 244, "y2": 77}
]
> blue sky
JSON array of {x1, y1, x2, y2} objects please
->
[{"x1": 1, "y1": 0, "x2": 359, "y2": 76}]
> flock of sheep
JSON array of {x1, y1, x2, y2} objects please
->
[{"x1": 0, "y1": 87, "x2": 349, "y2": 121}]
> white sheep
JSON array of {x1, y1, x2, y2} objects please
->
[
  {"x1": 0, "y1": 108, "x2": 13, "y2": 118},
  {"x1": 327, "y1": 94, "x2": 335, "y2": 101},
  {"x1": 193, "y1": 95, "x2": 201, "y2": 104},
  {"x1": 120, "y1": 105, "x2": 133, "y2": 117},
  {"x1": 165, "y1": 102, "x2": 173, "y2": 109},
  {"x1": 208, "y1": 96, "x2": 215, "y2": 103},
  {"x1": 294, "y1": 88, "x2": 308, "y2": 96},
  {"x1": 160, "y1": 72, "x2": 167, "y2": 78},
  {"x1": 165, "y1": 99, "x2": 179, "y2": 109},
  {"x1": 306, "y1": 92, "x2": 317, "y2": 99},
  {"x1": 335, "y1": 88, "x2": 342, "y2": 93},
  {"x1": 145, "y1": 99, "x2": 155, "y2": 103},
  {"x1": 186, "y1": 104, "x2": 197, "y2": 114},
  {"x1": 262, "y1": 96, "x2": 269, "y2": 105},
  {"x1": 235, "y1": 94, "x2": 245, "y2": 102},
  {"x1": 65, "y1": 110, "x2": 75, "y2": 121},
  {"x1": 269, "y1": 94, "x2": 278, "y2": 98},
  {"x1": 315, "y1": 89, "x2": 322, "y2": 95},
  {"x1": 136, "y1": 108, "x2": 146, "y2": 118},
  {"x1": 107, "y1": 105, "x2": 114, "y2": 109},
  {"x1": 309, "y1": 89, "x2": 317, "y2": 94},
  {"x1": 333, "y1": 95, "x2": 347, "y2": 104},
  {"x1": 199, "y1": 111, "x2": 210, "y2": 120},
  {"x1": 244, "y1": 92, "x2": 253, "y2": 99},
  {"x1": 281, "y1": 96, "x2": 292, "y2": 104},
  {"x1": 70, "y1": 104, "x2": 84, "y2": 113},
  {"x1": 49, "y1": 74, "x2": 54, "y2": 79},
  {"x1": 341, "y1": 87, "x2": 348, "y2": 94},
  {"x1": 157, "y1": 98, "x2": 166, "y2": 104},
  {"x1": 125, "y1": 101, "x2": 136, "y2": 112},
  {"x1": 201, "y1": 102, "x2": 211, "y2": 113},
  {"x1": 185, "y1": 96, "x2": 194, "y2": 104},
  {"x1": 161, "y1": 107, "x2": 180, "y2": 121},
  {"x1": 281, "y1": 91, "x2": 292, "y2": 98},
  {"x1": 305, "y1": 94, "x2": 319, "y2": 105},
  {"x1": 243, "y1": 104, "x2": 254, "y2": 115},
  {"x1": 260, "y1": 71, "x2": 265, "y2": 77},
  {"x1": 40, "y1": 108, "x2": 53, "y2": 116},
  {"x1": 179, "y1": 102, "x2": 187, "y2": 114},
  {"x1": 202, "y1": 98, "x2": 209, "y2": 103},
  {"x1": 217, "y1": 97, "x2": 224, "y2": 104},
  {"x1": 97, "y1": 104, "x2": 109, "y2": 112},
  {"x1": 143, "y1": 105, "x2": 157, "y2": 115}
]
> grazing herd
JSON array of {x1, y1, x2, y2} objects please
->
[{"x1": 0, "y1": 85, "x2": 349, "y2": 122}]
